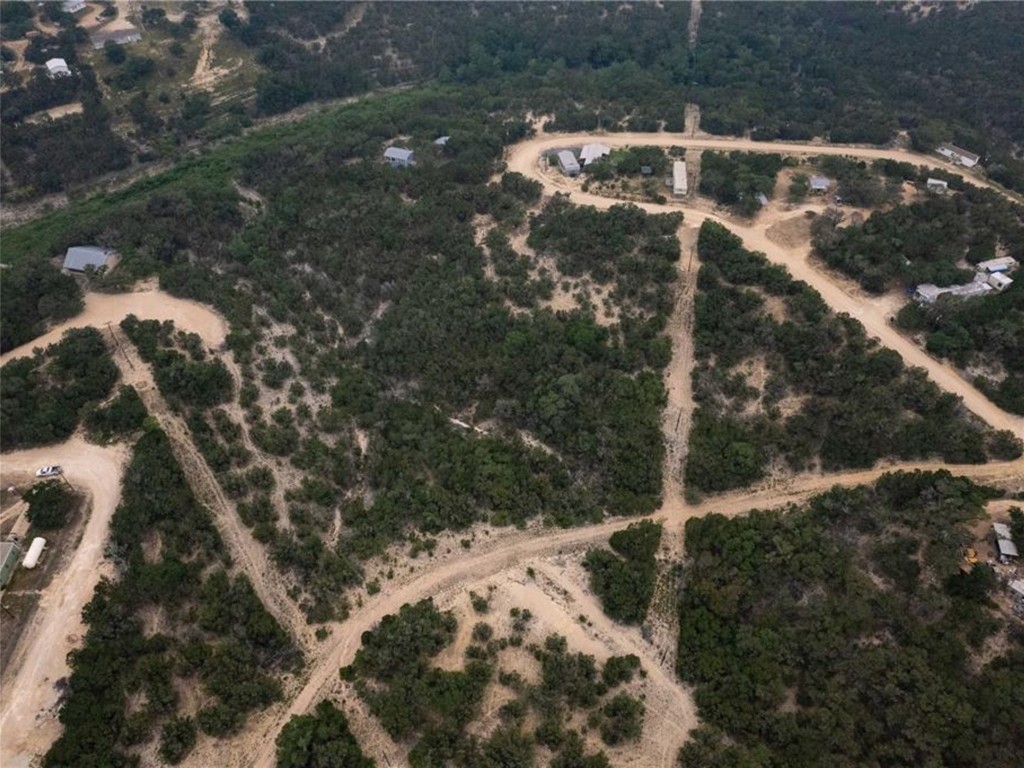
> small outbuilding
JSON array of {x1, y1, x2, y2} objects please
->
[
  {"x1": 1010, "y1": 579, "x2": 1024, "y2": 601},
  {"x1": 994, "y1": 522, "x2": 1019, "y2": 562},
  {"x1": 976, "y1": 256, "x2": 1017, "y2": 274},
  {"x1": 557, "y1": 150, "x2": 580, "y2": 177},
  {"x1": 809, "y1": 175, "x2": 831, "y2": 192},
  {"x1": 62, "y1": 0, "x2": 86, "y2": 12},
  {"x1": 63, "y1": 245, "x2": 113, "y2": 273},
  {"x1": 756, "y1": 192, "x2": 769, "y2": 207},
  {"x1": 936, "y1": 144, "x2": 980, "y2": 168},
  {"x1": 672, "y1": 161, "x2": 688, "y2": 196},
  {"x1": 434, "y1": 136, "x2": 450, "y2": 146},
  {"x1": 384, "y1": 147, "x2": 416, "y2": 168},
  {"x1": 579, "y1": 143, "x2": 611, "y2": 167},
  {"x1": 926, "y1": 178, "x2": 949, "y2": 193},
  {"x1": 0, "y1": 540, "x2": 22, "y2": 588},
  {"x1": 45, "y1": 58, "x2": 71, "y2": 78}
]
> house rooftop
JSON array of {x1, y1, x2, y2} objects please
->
[
  {"x1": 994, "y1": 522, "x2": 1013, "y2": 540},
  {"x1": 63, "y1": 245, "x2": 112, "y2": 272},
  {"x1": 810, "y1": 175, "x2": 831, "y2": 190},
  {"x1": 938, "y1": 144, "x2": 981, "y2": 164},
  {"x1": 997, "y1": 538, "x2": 1019, "y2": 559},
  {"x1": 384, "y1": 147, "x2": 414, "y2": 161}
]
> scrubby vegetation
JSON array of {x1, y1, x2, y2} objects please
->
[
  {"x1": 698, "y1": 152, "x2": 784, "y2": 216},
  {"x1": 813, "y1": 183, "x2": 1024, "y2": 293},
  {"x1": 85, "y1": 384, "x2": 148, "y2": 442},
  {"x1": 44, "y1": 429, "x2": 300, "y2": 767},
  {"x1": 896, "y1": 283, "x2": 1024, "y2": 416},
  {"x1": 342, "y1": 600, "x2": 643, "y2": 766},
  {"x1": 0, "y1": 327, "x2": 118, "y2": 450},
  {"x1": 677, "y1": 471, "x2": 1022, "y2": 768},
  {"x1": 686, "y1": 221, "x2": 1019, "y2": 495},
  {"x1": 584, "y1": 521, "x2": 662, "y2": 624}
]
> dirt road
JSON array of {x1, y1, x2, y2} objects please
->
[
  {"x1": 0, "y1": 285, "x2": 228, "y2": 366},
  {"x1": 0, "y1": 439, "x2": 127, "y2": 768},
  {"x1": 507, "y1": 140, "x2": 1024, "y2": 437}
]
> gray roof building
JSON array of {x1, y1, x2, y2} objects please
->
[
  {"x1": 434, "y1": 136, "x2": 450, "y2": 146},
  {"x1": 810, "y1": 175, "x2": 831, "y2": 192},
  {"x1": 63, "y1": 246, "x2": 112, "y2": 272},
  {"x1": 91, "y1": 28, "x2": 142, "y2": 49},
  {"x1": 384, "y1": 146, "x2": 416, "y2": 167},
  {"x1": 1, "y1": 540, "x2": 22, "y2": 588},
  {"x1": 557, "y1": 150, "x2": 580, "y2": 177}
]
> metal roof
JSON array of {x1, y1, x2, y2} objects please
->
[
  {"x1": 810, "y1": 175, "x2": 831, "y2": 190},
  {"x1": 997, "y1": 538, "x2": 1019, "y2": 558},
  {"x1": 938, "y1": 144, "x2": 981, "y2": 164},
  {"x1": 434, "y1": 136, "x2": 450, "y2": 146},
  {"x1": 63, "y1": 246, "x2": 111, "y2": 272},
  {"x1": 384, "y1": 147, "x2": 414, "y2": 161},
  {"x1": 994, "y1": 522, "x2": 1013, "y2": 540},
  {"x1": 557, "y1": 150, "x2": 579, "y2": 172},
  {"x1": 579, "y1": 143, "x2": 610, "y2": 166}
]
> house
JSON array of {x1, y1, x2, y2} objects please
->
[
  {"x1": 0, "y1": 540, "x2": 22, "y2": 589},
  {"x1": 672, "y1": 161, "x2": 687, "y2": 196},
  {"x1": 90, "y1": 27, "x2": 142, "y2": 49},
  {"x1": 579, "y1": 143, "x2": 610, "y2": 167},
  {"x1": 383, "y1": 147, "x2": 415, "y2": 168},
  {"x1": 987, "y1": 272, "x2": 1013, "y2": 292},
  {"x1": 915, "y1": 278, "x2": 992, "y2": 304},
  {"x1": 976, "y1": 256, "x2": 1017, "y2": 274},
  {"x1": 926, "y1": 178, "x2": 949, "y2": 193},
  {"x1": 936, "y1": 144, "x2": 980, "y2": 168},
  {"x1": 557, "y1": 150, "x2": 580, "y2": 177},
  {"x1": 63, "y1": 246, "x2": 113, "y2": 273},
  {"x1": 434, "y1": 136, "x2": 449, "y2": 146},
  {"x1": 809, "y1": 176, "x2": 831, "y2": 193},
  {"x1": 45, "y1": 58, "x2": 71, "y2": 78},
  {"x1": 62, "y1": 0, "x2": 86, "y2": 12}
]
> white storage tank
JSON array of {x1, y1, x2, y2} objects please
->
[{"x1": 23, "y1": 537, "x2": 46, "y2": 569}]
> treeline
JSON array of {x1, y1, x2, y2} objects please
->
[
  {"x1": 686, "y1": 221, "x2": 1021, "y2": 494},
  {"x1": 45, "y1": 428, "x2": 300, "y2": 767},
  {"x1": 276, "y1": 701, "x2": 374, "y2": 768},
  {"x1": 342, "y1": 599, "x2": 641, "y2": 766},
  {"x1": 677, "y1": 471, "x2": 1023, "y2": 768},
  {"x1": 698, "y1": 152, "x2": 784, "y2": 216},
  {"x1": 0, "y1": 327, "x2": 118, "y2": 450},
  {"x1": 585, "y1": 521, "x2": 662, "y2": 624},
  {"x1": 0, "y1": 258, "x2": 83, "y2": 353}
]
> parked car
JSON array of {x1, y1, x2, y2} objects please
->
[{"x1": 35, "y1": 466, "x2": 62, "y2": 478}]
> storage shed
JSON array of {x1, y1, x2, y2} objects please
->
[
  {"x1": 23, "y1": 537, "x2": 46, "y2": 570},
  {"x1": 809, "y1": 176, "x2": 831, "y2": 192},
  {"x1": 579, "y1": 143, "x2": 610, "y2": 166},
  {"x1": 1, "y1": 540, "x2": 22, "y2": 588},
  {"x1": 926, "y1": 178, "x2": 949, "y2": 193},
  {"x1": 672, "y1": 161, "x2": 687, "y2": 196},
  {"x1": 987, "y1": 272, "x2": 1013, "y2": 292},
  {"x1": 557, "y1": 150, "x2": 580, "y2": 177},
  {"x1": 63, "y1": 246, "x2": 112, "y2": 273}
]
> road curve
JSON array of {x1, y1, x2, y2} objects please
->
[
  {"x1": 506, "y1": 137, "x2": 1024, "y2": 437},
  {"x1": 0, "y1": 439, "x2": 128, "y2": 768}
]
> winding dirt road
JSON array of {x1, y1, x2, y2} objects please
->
[{"x1": 506, "y1": 136, "x2": 1024, "y2": 437}]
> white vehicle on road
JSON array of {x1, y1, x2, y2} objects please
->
[{"x1": 34, "y1": 466, "x2": 63, "y2": 478}]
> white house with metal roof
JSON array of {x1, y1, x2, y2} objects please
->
[
  {"x1": 45, "y1": 58, "x2": 71, "y2": 78},
  {"x1": 384, "y1": 147, "x2": 416, "y2": 168},
  {"x1": 926, "y1": 178, "x2": 949, "y2": 194},
  {"x1": 579, "y1": 143, "x2": 610, "y2": 166},
  {"x1": 63, "y1": 246, "x2": 113, "y2": 273},
  {"x1": 976, "y1": 256, "x2": 1017, "y2": 274}
]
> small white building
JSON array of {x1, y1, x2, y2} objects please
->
[
  {"x1": 936, "y1": 144, "x2": 980, "y2": 168},
  {"x1": 994, "y1": 522, "x2": 1019, "y2": 562},
  {"x1": 1009, "y1": 580, "x2": 1024, "y2": 601},
  {"x1": 579, "y1": 143, "x2": 610, "y2": 167},
  {"x1": 62, "y1": 0, "x2": 86, "y2": 12},
  {"x1": 63, "y1": 245, "x2": 113, "y2": 273},
  {"x1": 672, "y1": 161, "x2": 687, "y2": 196},
  {"x1": 434, "y1": 136, "x2": 449, "y2": 146},
  {"x1": 557, "y1": 150, "x2": 580, "y2": 177},
  {"x1": 926, "y1": 178, "x2": 949, "y2": 193},
  {"x1": 987, "y1": 272, "x2": 1014, "y2": 292},
  {"x1": 45, "y1": 58, "x2": 71, "y2": 78},
  {"x1": 976, "y1": 256, "x2": 1017, "y2": 274},
  {"x1": 383, "y1": 147, "x2": 415, "y2": 168},
  {"x1": 809, "y1": 175, "x2": 831, "y2": 193},
  {"x1": 756, "y1": 192, "x2": 769, "y2": 207},
  {"x1": 90, "y1": 28, "x2": 142, "y2": 49}
]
